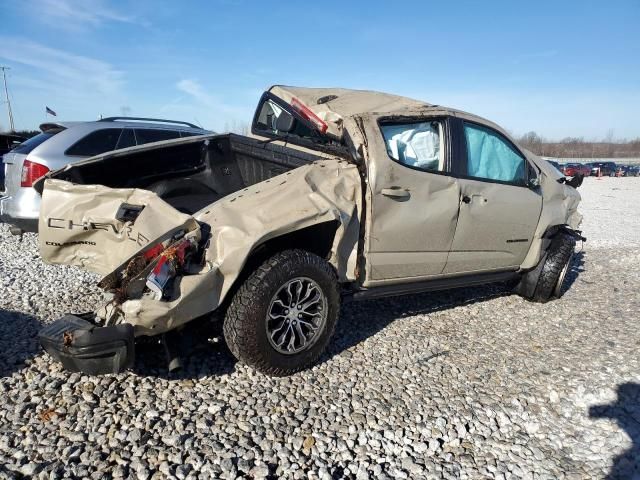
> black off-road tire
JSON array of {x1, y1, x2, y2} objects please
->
[
  {"x1": 530, "y1": 233, "x2": 576, "y2": 302},
  {"x1": 223, "y1": 249, "x2": 340, "y2": 376}
]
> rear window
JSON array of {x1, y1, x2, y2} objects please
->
[
  {"x1": 254, "y1": 98, "x2": 318, "y2": 140},
  {"x1": 66, "y1": 128, "x2": 123, "y2": 157},
  {"x1": 12, "y1": 132, "x2": 58, "y2": 154},
  {"x1": 134, "y1": 129, "x2": 181, "y2": 145}
]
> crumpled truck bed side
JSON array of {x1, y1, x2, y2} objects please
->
[
  {"x1": 121, "y1": 159, "x2": 362, "y2": 336},
  {"x1": 39, "y1": 159, "x2": 361, "y2": 337}
]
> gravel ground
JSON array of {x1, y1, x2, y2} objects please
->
[{"x1": 1, "y1": 178, "x2": 639, "y2": 479}]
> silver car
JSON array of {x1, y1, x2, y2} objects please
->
[{"x1": 0, "y1": 117, "x2": 210, "y2": 233}]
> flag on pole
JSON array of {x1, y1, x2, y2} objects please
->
[{"x1": 45, "y1": 106, "x2": 57, "y2": 116}]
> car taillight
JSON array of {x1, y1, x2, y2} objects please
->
[
  {"x1": 291, "y1": 97, "x2": 329, "y2": 134},
  {"x1": 145, "y1": 238, "x2": 195, "y2": 300},
  {"x1": 21, "y1": 159, "x2": 50, "y2": 187}
]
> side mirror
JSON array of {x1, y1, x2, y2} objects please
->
[
  {"x1": 275, "y1": 111, "x2": 295, "y2": 133},
  {"x1": 528, "y1": 176, "x2": 540, "y2": 189}
]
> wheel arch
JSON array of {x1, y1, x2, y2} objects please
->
[{"x1": 219, "y1": 220, "x2": 342, "y2": 309}]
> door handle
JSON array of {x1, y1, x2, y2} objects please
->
[
  {"x1": 381, "y1": 187, "x2": 410, "y2": 199},
  {"x1": 461, "y1": 195, "x2": 471, "y2": 204}
]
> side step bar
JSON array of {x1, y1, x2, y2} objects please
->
[{"x1": 348, "y1": 270, "x2": 519, "y2": 301}]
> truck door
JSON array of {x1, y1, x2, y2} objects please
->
[
  {"x1": 362, "y1": 117, "x2": 461, "y2": 286},
  {"x1": 444, "y1": 120, "x2": 542, "y2": 274}
]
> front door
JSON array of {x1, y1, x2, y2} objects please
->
[
  {"x1": 363, "y1": 117, "x2": 461, "y2": 285},
  {"x1": 444, "y1": 121, "x2": 542, "y2": 274}
]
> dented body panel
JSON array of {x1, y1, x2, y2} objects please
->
[
  {"x1": 40, "y1": 160, "x2": 360, "y2": 336},
  {"x1": 39, "y1": 180, "x2": 200, "y2": 275},
  {"x1": 37, "y1": 85, "x2": 581, "y2": 352}
]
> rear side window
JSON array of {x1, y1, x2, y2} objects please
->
[
  {"x1": 66, "y1": 128, "x2": 122, "y2": 156},
  {"x1": 12, "y1": 132, "x2": 58, "y2": 154},
  {"x1": 380, "y1": 121, "x2": 444, "y2": 172},
  {"x1": 116, "y1": 129, "x2": 136, "y2": 149},
  {"x1": 179, "y1": 131, "x2": 202, "y2": 138},
  {"x1": 463, "y1": 122, "x2": 526, "y2": 184},
  {"x1": 134, "y1": 129, "x2": 181, "y2": 145}
]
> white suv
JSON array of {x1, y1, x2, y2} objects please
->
[{"x1": 0, "y1": 117, "x2": 210, "y2": 233}]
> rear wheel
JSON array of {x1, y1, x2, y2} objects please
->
[{"x1": 223, "y1": 249, "x2": 340, "y2": 376}]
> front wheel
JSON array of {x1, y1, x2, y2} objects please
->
[
  {"x1": 516, "y1": 233, "x2": 576, "y2": 303},
  {"x1": 223, "y1": 249, "x2": 340, "y2": 376}
]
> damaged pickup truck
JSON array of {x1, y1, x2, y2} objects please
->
[{"x1": 35, "y1": 86, "x2": 583, "y2": 376}]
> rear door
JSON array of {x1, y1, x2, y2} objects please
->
[
  {"x1": 444, "y1": 120, "x2": 542, "y2": 274},
  {"x1": 39, "y1": 179, "x2": 199, "y2": 275}
]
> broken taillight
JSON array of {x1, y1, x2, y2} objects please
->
[
  {"x1": 21, "y1": 159, "x2": 50, "y2": 187},
  {"x1": 145, "y1": 238, "x2": 195, "y2": 300},
  {"x1": 291, "y1": 97, "x2": 329, "y2": 134}
]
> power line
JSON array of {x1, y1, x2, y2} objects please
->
[{"x1": 1, "y1": 66, "x2": 15, "y2": 132}]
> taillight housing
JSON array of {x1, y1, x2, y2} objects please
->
[
  {"x1": 291, "y1": 97, "x2": 329, "y2": 134},
  {"x1": 145, "y1": 238, "x2": 195, "y2": 300},
  {"x1": 21, "y1": 159, "x2": 50, "y2": 187}
]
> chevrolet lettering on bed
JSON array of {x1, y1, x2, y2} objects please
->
[
  {"x1": 45, "y1": 217, "x2": 151, "y2": 245},
  {"x1": 34, "y1": 85, "x2": 584, "y2": 376}
]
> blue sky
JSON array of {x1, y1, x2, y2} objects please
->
[{"x1": 0, "y1": 0, "x2": 638, "y2": 139}]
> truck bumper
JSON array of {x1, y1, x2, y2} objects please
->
[{"x1": 38, "y1": 315, "x2": 135, "y2": 375}]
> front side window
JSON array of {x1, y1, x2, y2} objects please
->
[
  {"x1": 463, "y1": 122, "x2": 525, "y2": 184},
  {"x1": 66, "y1": 128, "x2": 122, "y2": 157},
  {"x1": 380, "y1": 121, "x2": 444, "y2": 172}
]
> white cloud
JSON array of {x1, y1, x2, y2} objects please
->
[
  {"x1": 174, "y1": 79, "x2": 255, "y2": 131},
  {"x1": 0, "y1": 37, "x2": 124, "y2": 96},
  {"x1": 176, "y1": 79, "x2": 246, "y2": 115},
  {"x1": 0, "y1": 37, "x2": 127, "y2": 126},
  {"x1": 26, "y1": 0, "x2": 138, "y2": 30}
]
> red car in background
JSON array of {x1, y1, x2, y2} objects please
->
[{"x1": 561, "y1": 163, "x2": 591, "y2": 177}]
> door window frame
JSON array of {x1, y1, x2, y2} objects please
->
[
  {"x1": 64, "y1": 128, "x2": 124, "y2": 157},
  {"x1": 451, "y1": 118, "x2": 538, "y2": 187},
  {"x1": 376, "y1": 115, "x2": 454, "y2": 177}
]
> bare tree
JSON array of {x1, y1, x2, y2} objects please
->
[
  {"x1": 516, "y1": 131, "x2": 640, "y2": 159},
  {"x1": 223, "y1": 120, "x2": 249, "y2": 135}
]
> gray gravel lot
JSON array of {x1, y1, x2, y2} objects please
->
[{"x1": 1, "y1": 177, "x2": 639, "y2": 479}]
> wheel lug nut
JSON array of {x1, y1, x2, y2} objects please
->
[
  {"x1": 298, "y1": 314, "x2": 302, "y2": 319},
  {"x1": 297, "y1": 305, "x2": 302, "y2": 310},
  {"x1": 284, "y1": 309, "x2": 289, "y2": 314}
]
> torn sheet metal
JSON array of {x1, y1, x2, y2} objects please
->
[
  {"x1": 121, "y1": 159, "x2": 361, "y2": 336},
  {"x1": 520, "y1": 153, "x2": 582, "y2": 269},
  {"x1": 41, "y1": 160, "x2": 361, "y2": 336}
]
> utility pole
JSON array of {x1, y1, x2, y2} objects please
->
[{"x1": 1, "y1": 66, "x2": 15, "y2": 132}]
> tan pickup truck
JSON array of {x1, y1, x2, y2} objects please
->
[{"x1": 36, "y1": 86, "x2": 583, "y2": 376}]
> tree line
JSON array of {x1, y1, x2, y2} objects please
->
[
  {"x1": 518, "y1": 132, "x2": 640, "y2": 158},
  {"x1": 7, "y1": 128, "x2": 640, "y2": 159}
]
